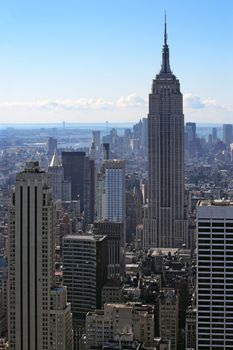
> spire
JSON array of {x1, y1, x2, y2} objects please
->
[
  {"x1": 49, "y1": 148, "x2": 61, "y2": 167},
  {"x1": 160, "y1": 13, "x2": 172, "y2": 75},
  {"x1": 164, "y1": 12, "x2": 167, "y2": 46}
]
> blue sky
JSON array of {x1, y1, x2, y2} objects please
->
[{"x1": 0, "y1": 0, "x2": 232, "y2": 124}]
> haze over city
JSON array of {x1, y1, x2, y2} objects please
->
[{"x1": 0, "y1": 0, "x2": 232, "y2": 124}]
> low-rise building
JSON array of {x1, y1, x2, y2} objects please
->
[{"x1": 85, "y1": 303, "x2": 154, "y2": 349}]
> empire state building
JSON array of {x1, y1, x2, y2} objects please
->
[{"x1": 144, "y1": 18, "x2": 187, "y2": 249}]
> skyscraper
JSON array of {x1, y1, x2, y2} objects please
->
[
  {"x1": 47, "y1": 137, "x2": 57, "y2": 157},
  {"x1": 63, "y1": 234, "x2": 107, "y2": 323},
  {"x1": 62, "y1": 151, "x2": 95, "y2": 223},
  {"x1": 48, "y1": 149, "x2": 64, "y2": 200},
  {"x1": 93, "y1": 221, "x2": 125, "y2": 279},
  {"x1": 212, "y1": 127, "x2": 218, "y2": 144},
  {"x1": 223, "y1": 124, "x2": 233, "y2": 149},
  {"x1": 62, "y1": 152, "x2": 86, "y2": 203},
  {"x1": 186, "y1": 122, "x2": 196, "y2": 142},
  {"x1": 8, "y1": 161, "x2": 72, "y2": 350},
  {"x1": 144, "y1": 17, "x2": 187, "y2": 249},
  {"x1": 197, "y1": 200, "x2": 233, "y2": 349},
  {"x1": 96, "y1": 160, "x2": 125, "y2": 223},
  {"x1": 95, "y1": 159, "x2": 126, "y2": 278}
]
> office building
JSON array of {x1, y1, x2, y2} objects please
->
[
  {"x1": 47, "y1": 137, "x2": 57, "y2": 157},
  {"x1": 48, "y1": 149, "x2": 64, "y2": 200},
  {"x1": 95, "y1": 159, "x2": 125, "y2": 278},
  {"x1": 92, "y1": 130, "x2": 101, "y2": 160},
  {"x1": 212, "y1": 127, "x2": 217, "y2": 144},
  {"x1": 8, "y1": 161, "x2": 72, "y2": 350},
  {"x1": 186, "y1": 122, "x2": 196, "y2": 143},
  {"x1": 48, "y1": 149, "x2": 72, "y2": 202},
  {"x1": 0, "y1": 256, "x2": 7, "y2": 336},
  {"x1": 63, "y1": 234, "x2": 107, "y2": 323},
  {"x1": 185, "y1": 307, "x2": 196, "y2": 350},
  {"x1": 102, "y1": 143, "x2": 110, "y2": 160},
  {"x1": 62, "y1": 151, "x2": 86, "y2": 203},
  {"x1": 159, "y1": 289, "x2": 179, "y2": 350},
  {"x1": 142, "y1": 117, "x2": 148, "y2": 152},
  {"x1": 62, "y1": 152, "x2": 95, "y2": 223},
  {"x1": 85, "y1": 303, "x2": 154, "y2": 349},
  {"x1": 89, "y1": 140, "x2": 96, "y2": 161},
  {"x1": 50, "y1": 287, "x2": 73, "y2": 350},
  {"x1": 197, "y1": 200, "x2": 233, "y2": 349},
  {"x1": 223, "y1": 124, "x2": 232, "y2": 148},
  {"x1": 144, "y1": 17, "x2": 187, "y2": 249},
  {"x1": 96, "y1": 159, "x2": 125, "y2": 223},
  {"x1": 93, "y1": 221, "x2": 125, "y2": 279}
]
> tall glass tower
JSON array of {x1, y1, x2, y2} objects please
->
[{"x1": 144, "y1": 17, "x2": 187, "y2": 249}]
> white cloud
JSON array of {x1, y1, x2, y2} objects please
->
[
  {"x1": 184, "y1": 93, "x2": 231, "y2": 112},
  {"x1": 0, "y1": 94, "x2": 147, "y2": 112},
  {"x1": 116, "y1": 94, "x2": 147, "y2": 108},
  {"x1": 184, "y1": 93, "x2": 205, "y2": 109},
  {"x1": 183, "y1": 93, "x2": 233, "y2": 124}
]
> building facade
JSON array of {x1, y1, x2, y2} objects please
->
[
  {"x1": 85, "y1": 303, "x2": 154, "y2": 349},
  {"x1": 159, "y1": 289, "x2": 179, "y2": 350},
  {"x1": 93, "y1": 221, "x2": 125, "y2": 279},
  {"x1": 48, "y1": 149, "x2": 64, "y2": 201},
  {"x1": 8, "y1": 161, "x2": 72, "y2": 350},
  {"x1": 197, "y1": 200, "x2": 233, "y2": 349},
  {"x1": 62, "y1": 152, "x2": 95, "y2": 224},
  {"x1": 96, "y1": 159, "x2": 125, "y2": 224},
  {"x1": 50, "y1": 287, "x2": 73, "y2": 350},
  {"x1": 63, "y1": 234, "x2": 107, "y2": 323}
]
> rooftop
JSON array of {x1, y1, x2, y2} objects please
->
[
  {"x1": 198, "y1": 199, "x2": 233, "y2": 207},
  {"x1": 64, "y1": 234, "x2": 106, "y2": 242}
]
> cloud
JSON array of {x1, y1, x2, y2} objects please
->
[
  {"x1": 116, "y1": 94, "x2": 147, "y2": 108},
  {"x1": 184, "y1": 93, "x2": 231, "y2": 112},
  {"x1": 183, "y1": 93, "x2": 205, "y2": 109},
  {"x1": 0, "y1": 94, "x2": 147, "y2": 112}
]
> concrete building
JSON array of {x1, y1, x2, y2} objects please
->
[
  {"x1": 0, "y1": 338, "x2": 8, "y2": 349},
  {"x1": 101, "y1": 279, "x2": 123, "y2": 307},
  {"x1": 8, "y1": 161, "x2": 73, "y2": 350},
  {"x1": 197, "y1": 200, "x2": 233, "y2": 349},
  {"x1": 185, "y1": 307, "x2": 196, "y2": 350},
  {"x1": 85, "y1": 303, "x2": 154, "y2": 349},
  {"x1": 144, "y1": 17, "x2": 187, "y2": 249},
  {"x1": 50, "y1": 287, "x2": 73, "y2": 350},
  {"x1": 159, "y1": 289, "x2": 179, "y2": 350},
  {"x1": 63, "y1": 234, "x2": 107, "y2": 323}
]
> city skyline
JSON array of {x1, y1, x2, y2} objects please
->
[{"x1": 0, "y1": 0, "x2": 232, "y2": 124}]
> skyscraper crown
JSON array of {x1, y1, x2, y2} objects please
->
[{"x1": 158, "y1": 14, "x2": 173, "y2": 78}]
